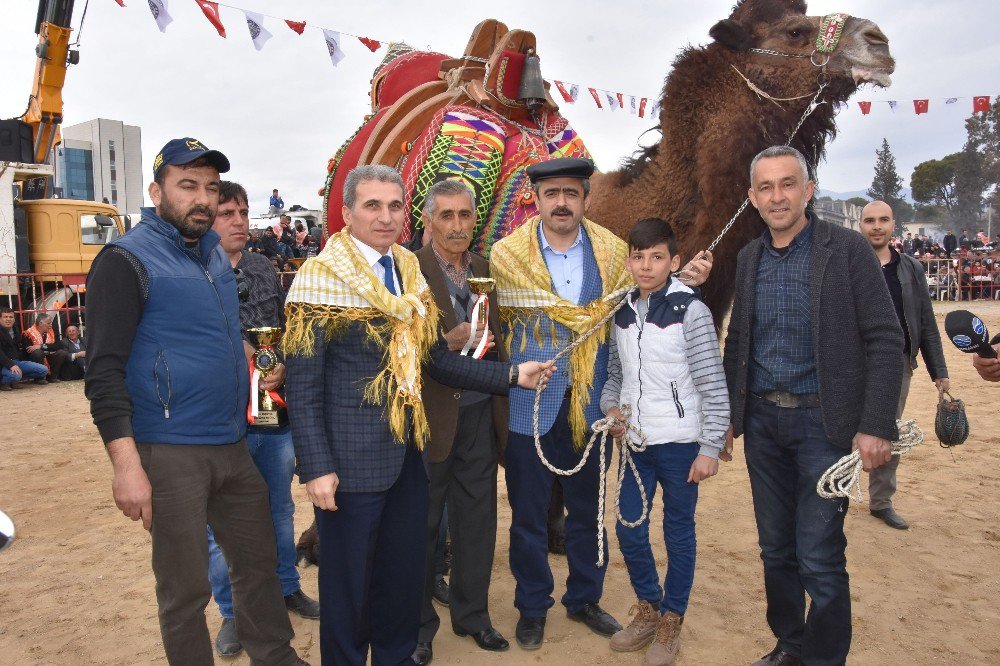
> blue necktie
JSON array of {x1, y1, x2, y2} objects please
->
[{"x1": 377, "y1": 255, "x2": 397, "y2": 295}]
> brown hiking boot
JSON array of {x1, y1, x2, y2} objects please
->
[
  {"x1": 644, "y1": 611, "x2": 682, "y2": 666},
  {"x1": 609, "y1": 600, "x2": 659, "y2": 652}
]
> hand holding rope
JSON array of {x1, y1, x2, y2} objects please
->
[{"x1": 816, "y1": 419, "x2": 924, "y2": 502}]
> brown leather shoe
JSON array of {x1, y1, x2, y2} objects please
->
[
  {"x1": 610, "y1": 600, "x2": 659, "y2": 652},
  {"x1": 644, "y1": 611, "x2": 682, "y2": 666},
  {"x1": 751, "y1": 644, "x2": 802, "y2": 666}
]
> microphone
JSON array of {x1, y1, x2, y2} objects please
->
[{"x1": 944, "y1": 310, "x2": 998, "y2": 358}]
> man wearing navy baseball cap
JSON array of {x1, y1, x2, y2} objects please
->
[{"x1": 85, "y1": 137, "x2": 308, "y2": 665}]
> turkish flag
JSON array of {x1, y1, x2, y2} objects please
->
[
  {"x1": 113, "y1": 0, "x2": 126, "y2": 6},
  {"x1": 588, "y1": 87, "x2": 603, "y2": 109},
  {"x1": 285, "y1": 19, "x2": 306, "y2": 35},
  {"x1": 358, "y1": 37, "x2": 381, "y2": 52},
  {"x1": 638, "y1": 97, "x2": 648, "y2": 118},
  {"x1": 858, "y1": 101, "x2": 872, "y2": 115},
  {"x1": 553, "y1": 80, "x2": 574, "y2": 104},
  {"x1": 913, "y1": 99, "x2": 929, "y2": 115},
  {"x1": 195, "y1": 0, "x2": 226, "y2": 38},
  {"x1": 616, "y1": 92, "x2": 624, "y2": 109},
  {"x1": 973, "y1": 96, "x2": 991, "y2": 113}
]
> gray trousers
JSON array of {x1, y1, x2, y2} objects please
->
[
  {"x1": 868, "y1": 357, "x2": 914, "y2": 511},
  {"x1": 137, "y1": 441, "x2": 298, "y2": 666}
]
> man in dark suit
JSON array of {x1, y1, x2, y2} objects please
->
[
  {"x1": 58, "y1": 324, "x2": 87, "y2": 380},
  {"x1": 283, "y1": 165, "x2": 552, "y2": 666},
  {"x1": 412, "y1": 180, "x2": 510, "y2": 664},
  {"x1": 723, "y1": 146, "x2": 903, "y2": 666}
]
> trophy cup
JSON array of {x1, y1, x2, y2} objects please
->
[
  {"x1": 248, "y1": 326, "x2": 288, "y2": 427},
  {"x1": 461, "y1": 277, "x2": 495, "y2": 359}
]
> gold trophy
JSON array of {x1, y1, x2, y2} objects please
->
[
  {"x1": 462, "y1": 278, "x2": 495, "y2": 359},
  {"x1": 248, "y1": 326, "x2": 288, "y2": 427}
]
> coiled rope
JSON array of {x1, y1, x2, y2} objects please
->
[{"x1": 816, "y1": 419, "x2": 924, "y2": 502}]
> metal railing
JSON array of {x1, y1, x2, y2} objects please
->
[
  {"x1": 918, "y1": 258, "x2": 999, "y2": 301},
  {"x1": 0, "y1": 272, "x2": 86, "y2": 335}
]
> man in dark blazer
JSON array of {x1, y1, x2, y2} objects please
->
[
  {"x1": 859, "y1": 201, "x2": 949, "y2": 530},
  {"x1": 723, "y1": 146, "x2": 903, "y2": 666},
  {"x1": 58, "y1": 324, "x2": 87, "y2": 380},
  {"x1": 412, "y1": 180, "x2": 510, "y2": 664},
  {"x1": 284, "y1": 165, "x2": 552, "y2": 666}
]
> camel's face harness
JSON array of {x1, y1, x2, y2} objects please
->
[{"x1": 749, "y1": 12, "x2": 850, "y2": 71}]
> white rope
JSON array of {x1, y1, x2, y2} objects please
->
[{"x1": 816, "y1": 419, "x2": 924, "y2": 502}]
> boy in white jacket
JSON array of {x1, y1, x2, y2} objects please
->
[{"x1": 601, "y1": 218, "x2": 730, "y2": 666}]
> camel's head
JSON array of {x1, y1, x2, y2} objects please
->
[{"x1": 710, "y1": 0, "x2": 895, "y2": 89}]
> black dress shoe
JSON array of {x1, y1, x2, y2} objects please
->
[
  {"x1": 285, "y1": 589, "x2": 320, "y2": 619},
  {"x1": 214, "y1": 617, "x2": 244, "y2": 657},
  {"x1": 454, "y1": 626, "x2": 510, "y2": 652},
  {"x1": 432, "y1": 577, "x2": 450, "y2": 606},
  {"x1": 751, "y1": 643, "x2": 802, "y2": 666},
  {"x1": 411, "y1": 641, "x2": 432, "y2": 665},
  {"x1": 514, "y1": 616, "x2": 545, "y2": 650},
  {"x1": 870, "y1": 507, "x2": 909, "y2": 530},
  {"x1": 566, "y1": 603, "x2": 622, "y2": 638}
]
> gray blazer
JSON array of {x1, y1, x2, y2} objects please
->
[
  {"x1": 898, "y1": 253, "x2": 948, "y2": 379},
  {"x1": 723, "y1": 218, "x2": 904, "y2": 448}
]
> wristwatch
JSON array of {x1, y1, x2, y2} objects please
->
[{"x1": 508, "y1": 364, "x2": 519, "y2": 387}]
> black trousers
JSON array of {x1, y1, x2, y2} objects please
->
[
  {"x1": 316, "y1": 444, "x2": 429, "y2": 666},
  {"x1": 419, "y1": 399, "x2": 498, "y2": 642},
  {"x1": 137, "y1": 441, "x2": 297, "y2": 666}
]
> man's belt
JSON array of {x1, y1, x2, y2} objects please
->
[{"x1": 751, "y1": 390, "x2": 821, "y2": 409}]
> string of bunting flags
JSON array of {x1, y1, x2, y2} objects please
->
[{"x1": 123, "y1": 1, "x2": 991, "y2": 120}]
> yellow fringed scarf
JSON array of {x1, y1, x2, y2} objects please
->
[
  {"x1": 283, "y1": 230, "x2": 440, "y2": 447},
  {"x1": 490, "y1": 216, "x2": 633, "y2": 448}
]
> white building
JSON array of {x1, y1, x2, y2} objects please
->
[{"x1": 54, "y1": 118, "x2": 143, "y2": 214}]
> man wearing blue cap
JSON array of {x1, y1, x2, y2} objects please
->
[{"x1": 85, "y1": 138, "x2": 307, "y2": 665}]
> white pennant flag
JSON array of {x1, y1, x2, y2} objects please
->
[
  {"x1": 147, "y1": 0, "x2": 172, "y2": 33},
  {"x1": 568, "y1": 84, "x2": 580, "y2": 102},
  {"x1": 243, "y1": 10, "x2": 272, "y2": 51},
  {"x1": 945, "y1": 97, "x2": 958, "y2": 105},
  {"x1": 323, "y1": 29, "x2": 346, "y2": 67},
  {"x1": 649, "y1": 100, "x2": 661, "y2": 118},
  {"x1": 628, "y1": 95, "x2": 638, "y2": 115},
  {"x1": 605, "y1": 91, "x2": 620, "y2": 111},
  {"x1": 887, "y1": 100, "x2": 898, "y2": 113}
]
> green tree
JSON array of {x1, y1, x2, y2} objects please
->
[
  {"x1": 867, "y1": 138, "x2": 906, "y2": 234},
  {"x1": 846, "y1": 196, "x2": 869, "y2": 208},
  {"x1": 911, "y1": 154, "x2": 959, "y2": 212},
  {"x1": 964, "y1": 94, "x2": 999, "y2": 210}
]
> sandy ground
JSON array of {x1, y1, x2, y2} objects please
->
[{"x1": 1, "y1": 300, "x2": 999, "y2": 665}]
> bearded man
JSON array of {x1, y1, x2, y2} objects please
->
[{"x1": 85, "y1": 138, "x2": 307, "y2": 666}]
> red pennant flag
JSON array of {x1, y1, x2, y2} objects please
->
[
  {"x1": 588, "y1": 87, "x2": 603, "y2": 109},
  {"x1": 195, "y1": 0, "x2": 226, "y2": 38},
  {"x1": 973, "y1": 96, "x2": 991, "y2": 113},
  {"x1": 358, "y1": 36, "x2": 381, "y2": 52},
  {"x1": 638, "y1": 98, "x2": 648, "y2": 118},
  {"x1": 285, "y1": 19, "x2": 306, "y2": 35},
  {"x1": 858, "y1": 101, "x2": 872, "y2": 115},
  {"x1": 113, "y1": 0, "x2": 126, "y2": 6},
  {"x1": 553, "y1": 81, "x2": 573, "y2": 103},
  {"x1": 913, "y1": 99, "x2": 929, "y2": 115},
  {"x1": 616, "y1": 92, "x2": 624, "y2": 109}
]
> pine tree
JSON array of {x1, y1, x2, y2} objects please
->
[{"x1": 867, "y1": 138, "x2": 906, "y2": 234}]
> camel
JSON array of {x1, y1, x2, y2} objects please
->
[{"x1": 587, "y1": 0, "x2": 895, "y2": 320}]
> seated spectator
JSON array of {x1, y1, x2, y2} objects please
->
[
  {"x1": 294, "y1": 222, "x2": 309, "y2": 257},
  {"x1": 23, "y1": 313, "x2": 68, "y2": 382},
  {"x1": 260, "y1": 227, "x2": 280, "y2": 258},
  {"x1": 268, "y1": 188, "x2": 285, "y2": 216},
  {"x1": 59, "y1": 324, "x2": 87, "y2": 380},
  {"x1": 303, "y1": 235, "x2": 319, "y2": 258},
  {"x1": 245, "y1": 227, "x2": 263, "y2": 254},
  {"x1": 273, "y1": 215, "x2": 295, "y2": 259},
  {"x1": 1, "y1": 307, "x2": 49, "y2": 390}
]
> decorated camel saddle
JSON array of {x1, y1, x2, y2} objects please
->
[{"x1": 321, "y1": 19, "x2": 591, "y2": 256}]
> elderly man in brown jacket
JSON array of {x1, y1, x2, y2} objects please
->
[{"x1": 413, "y1": 179, "x2": 510, "y2": 664}]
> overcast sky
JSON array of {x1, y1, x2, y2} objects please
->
[{"x1": 3, "y1": 0, "x2": 997, "y2": 215}]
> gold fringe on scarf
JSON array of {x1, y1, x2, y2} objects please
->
[
  {"x1": 491, "y1": 216, "x2": 633, "y2": 448},
  {"x1": 283, "y1": 230, "x2": 441, "y2": 447}
]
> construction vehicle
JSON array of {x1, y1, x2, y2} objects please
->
[{"x1": 1, "y1": 0, "x2": 127, "y2": 307}]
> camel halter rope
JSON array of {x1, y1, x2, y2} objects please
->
[
  {"x1": 528, "y1": 14, "x2": 851, "y2": 567},
  {"x1": 817, "y1": 419, "x2": 924, "y2": 503}
]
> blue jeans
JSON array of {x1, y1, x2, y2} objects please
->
[
  {"x1": 744, "y1": 396, "x2": 851, "y2": 666},
  {"x1": 207, "y1": 426, "x2": 299, "y2": 619},
  {"x1": 277, "y1": 242, "x2": 294, "y2": 259},
  {"x1": 1, "y1": 360, "x2": 48, "y2": 383},
  {"x1": 616, "y1": 442, "x2": 699, "y2": 616}
]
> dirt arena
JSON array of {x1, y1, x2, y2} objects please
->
[{"x1": 1, "y1": 301, "x2": 998, "y2": 665}]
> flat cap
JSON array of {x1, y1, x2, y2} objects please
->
[{"x1": 525, "y1": 157, "x2": 595, "y2": 184}]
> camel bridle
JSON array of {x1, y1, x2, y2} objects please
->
[{"x1": 748, "y1": 12, "x2": 851, "y2": 71}]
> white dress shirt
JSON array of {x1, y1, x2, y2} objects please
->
[{"x1": 350, "y1": 233, "x2": 401, "y2": 295}]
